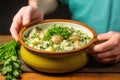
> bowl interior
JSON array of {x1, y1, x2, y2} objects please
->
[
  {"x1": 22, "y1": 22, "x2": 94, "y2": 38},
  {"x1": 19, "y1": 19, "x2": 97, "y2": 54}
]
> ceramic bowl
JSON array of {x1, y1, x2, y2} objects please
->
[{"x1": 19, "y1": 19, "x2": 97, "y2": 73}]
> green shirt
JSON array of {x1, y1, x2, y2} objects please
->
[{"x1": 60, "y1": 0, "x2": 120, "y2": 34}]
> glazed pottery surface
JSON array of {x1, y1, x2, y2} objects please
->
[
  {"x1": 19, "y1": 19, "x2": 97, "y2": 73},
  {"x1": 20, "y1": 46, "x2": 88, "y2": 73}
]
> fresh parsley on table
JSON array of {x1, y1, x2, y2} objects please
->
[{"x1": 0, "y1": 40, "x2": 22, "y2": 80}]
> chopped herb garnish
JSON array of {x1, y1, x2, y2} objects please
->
[{"x1": 44, "y1": 24, "x2": 73, "y2": 40}]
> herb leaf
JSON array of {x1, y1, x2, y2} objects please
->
[
  {"x1": 44, "y1": 24, "x2": 73, "y2": 40},
  {"x1": 0, "y1": 40, "x2": 22, "y2": 80}
]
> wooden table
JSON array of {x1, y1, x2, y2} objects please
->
[{"x1": 0, "y1": 35, "x2": 120, "y2": 80}]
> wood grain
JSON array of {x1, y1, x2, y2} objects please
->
[
  {"x1": 1, "y1": 73, "x2": 120, "y2": 80},
  {"x1": 0, "y1": 35, "x2": 13, "y2": 43}
]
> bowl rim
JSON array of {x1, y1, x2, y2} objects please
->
[{"x1": 18, "y1": 19, "x2": 97, "y2": 55}]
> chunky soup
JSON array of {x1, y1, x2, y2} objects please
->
[{"x1": 23, "y1": 24, "x2": 92, "y2": 52}]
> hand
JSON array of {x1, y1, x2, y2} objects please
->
[
  {"x1": 89, "y1": 31, "x2": 120, "y2": 64},
  {"x1": 10, "y1": 5, "x2": 44, "y2": 41}
]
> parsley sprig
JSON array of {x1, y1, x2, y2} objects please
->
[
  {"x1": 44, "y1": 24, "x2": 73, "y2": 40},
  {"x1": 0, "y1": 40, "x2": 21, "y2": 80}
]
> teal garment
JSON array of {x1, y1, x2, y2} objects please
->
[{"x1": 60, "y1": 0, "x2": 120, "y2": 34}]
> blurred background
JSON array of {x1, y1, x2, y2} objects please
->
[{"x1": 0, "y1": 0, "x2": 70, "y2": 35}]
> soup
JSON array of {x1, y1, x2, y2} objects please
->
[{"x1": 23, "y1": 24, "x2": 92, "y2": 52}]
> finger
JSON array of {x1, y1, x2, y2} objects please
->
[
  {"x1": 91, "y1": 53, "x2": 120, "y2": 64},
  {"x1": 31, "y1": 16, "x2": 43, "y2": 23},
  {"x1": 10, "y1": 22, "x2": 20, "y2": 41},
  {"x1": 10, "y1": 8, "x2": 24, "y2": 41},
  {"x1": 91, "y1": 54, "x2": 117, "y2": 64},
  {"x1": 89, "y1": 33, "x2": 111, "y2": 53},
  {"x1": 91, "y1": 40, "x2": 114, "y2": 53},
  {"x1": 22, "y1": 6, "x2": 34, "y2": 25},
  {"x1": 92, "y1": 34, "x2": 116, "y2": 53},
  {"x1": 94, "y1": 46, "x2": 120, "y2": 58},
  {"x1": 97, "y1": 32, "x2": 112, "y2": 41},
  {"x1": 99, "y1": 58, "x2": 115, "y2": 64},
  {"x1": 31, "y1": 10, "x2": 44, "y2": 22},
  {"x1": 98, "y1": 56, "x2": 120, "y2": 64}
]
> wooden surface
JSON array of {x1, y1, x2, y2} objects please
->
[
  {"x1": 1, "y1": 35, "x2": 120, "y2": 80},
  {"x1": 1, "y1": 73, "x2": 120, "y2": 80}
]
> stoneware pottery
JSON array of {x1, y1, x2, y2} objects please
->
[{"x1": 19, "y1": 19, "x2": 97, "y2": 73}]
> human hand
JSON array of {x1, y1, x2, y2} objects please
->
[
  {"x1": 89, "y1": 31, "x2": 120, "y2": 64},
  {"x1": 10, "y1": 5, "x2": 44, "y2": 41}
]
